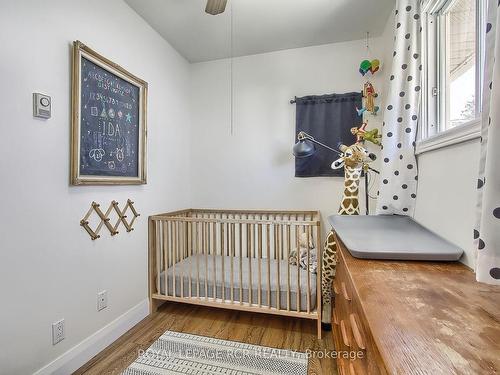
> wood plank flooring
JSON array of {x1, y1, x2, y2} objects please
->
[{"x1": 74, "y1": 302, "x2": 337, "y2": 375}]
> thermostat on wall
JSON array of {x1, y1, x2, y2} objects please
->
[{"x1": 33, "y1": 93, "x2": 51, "y2": 119}]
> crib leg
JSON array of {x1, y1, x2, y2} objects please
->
[
  {"x1": 149, "y1": 298, "x2": 165, "y2": 314},
  {"x1": 317, "y1": 317, "x2": 322, "y2": 340}
]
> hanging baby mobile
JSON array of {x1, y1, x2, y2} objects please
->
[
  {"x1": 320, "y1": 33, "x2": 383, "y2": 329},
  {"x1": 352, "y1": 32, "x2": 382, "y2": 148}
]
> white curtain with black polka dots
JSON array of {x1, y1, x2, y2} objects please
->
[
  {"x1": 474, "y1": 0, "x2": 500, "y2": 285},
  {"x1": 376, "y1": 1, "x2": 421, "y2": 216}
]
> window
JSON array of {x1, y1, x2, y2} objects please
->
[
  {"x1": 418, "y1": 0, "x2": 485, "y2": 151},
  {"x1": 445, "y1": 0, "x2": 477, "y2": 128}
]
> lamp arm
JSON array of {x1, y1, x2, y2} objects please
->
[
  {"x1": 297, "y1": 132, "x2": 380, "y2": 170},
  {"x1": 297, "y1": 131, "x2": 341, "y2": 155}
]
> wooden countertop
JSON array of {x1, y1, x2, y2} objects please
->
[{"x1": 337, "y1": 238, "x2": 500, "y2": 374}]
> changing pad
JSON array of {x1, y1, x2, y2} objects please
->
[{"x1": 328, "y1": 215, "x2": 463, "y2": 261}]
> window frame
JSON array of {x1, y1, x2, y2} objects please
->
[{"x1": 417, "y1": 0, "x2": 485, "y2": 154}]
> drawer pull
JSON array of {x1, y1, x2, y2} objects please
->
[
  {"x1": 333, "y1": 281, "x2": 340, "y2": 295},
  {"x1": 350, "y1": 314, "x2": 365, "y2": 349},
  {"x1": 338, "y1": 359, "x2": 346, "y2": 375},
  {"x1": 349, "y1": 362, "x2": 356, "y2": 375},
  {"x1": 341, "y1": 282, "x2": 351, "y2": 301},
  {"x1": 340, "y1": 319, "x2": 350, "y2": 347},
  {"x1": 333, "y1": 309, "x2": 339, "y2": 325}
]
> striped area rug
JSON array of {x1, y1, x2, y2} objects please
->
[{"x1": 122, "y1": 330, "x2": 308, "y2": 375}]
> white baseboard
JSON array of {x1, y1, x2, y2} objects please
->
[{"x1": 33, "y1": 299, "x2": 149, "y2": 375}]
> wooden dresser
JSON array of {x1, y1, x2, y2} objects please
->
[{"x1": 332, "y1": 234, "x2": 500, "y2": 375}]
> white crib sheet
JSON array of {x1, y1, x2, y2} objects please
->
[{"x1": 158, "y1": 254, "x2": 317, "y2": 311}]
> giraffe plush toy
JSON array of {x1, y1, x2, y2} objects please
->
[{"x1": 321, "y1": 143, "x2": 376, "y2": 329}]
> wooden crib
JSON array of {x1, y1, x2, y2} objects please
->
[{"x1": 148, "y1": 209, "x2": 322, "y2": 338}]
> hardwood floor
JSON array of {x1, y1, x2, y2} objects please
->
[{"x1": 74, "y1": 302, "x2": 337, "y2": 375}]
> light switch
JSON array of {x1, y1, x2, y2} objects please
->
[{"x1": 33, "y1": 93, "x2": 51, "y2": 119}]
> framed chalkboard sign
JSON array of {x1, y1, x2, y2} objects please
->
[{"x1": 71, "y1": 41, "x2": 147, "y2": 185}]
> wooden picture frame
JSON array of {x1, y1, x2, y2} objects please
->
[{"x1": 71, "y1": 41, "x2": 147, "y2": 185}]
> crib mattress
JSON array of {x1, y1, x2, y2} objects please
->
[{"x1": 158, "y1": 254, "x2": 317, "y2": 311}]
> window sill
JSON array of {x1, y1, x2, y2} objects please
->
[{"x1": 415, "y1": 119, "x2": 481, "y2": 155}]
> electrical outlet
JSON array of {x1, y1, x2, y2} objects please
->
[
  {"x1": 97, "y1": 290, "x2": 107, "y2": 311},
  {"x1": 52, "y1": 319, "x2": 65, "y2": 345}
]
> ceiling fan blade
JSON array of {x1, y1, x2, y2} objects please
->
[{"x1": 205, "y1": 0, "x2": 227, "y2": 15}]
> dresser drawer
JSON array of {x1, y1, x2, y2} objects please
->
[
  {"x1": 333, "y1": 258, "x2": 352, "y2": 347},
  {"x1": 349, "y1": 360, "x2": 367, "y2": 375},
  {"x1": 337, "y1": 358, "x2": 348, "y2": 375},
  {"x1": 333, "y1": 234, "x2": 387, "y2": 375}
]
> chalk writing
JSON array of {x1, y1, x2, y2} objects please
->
[{"x1": 79, "y1": 57, "x2": 139, "y2": 177}]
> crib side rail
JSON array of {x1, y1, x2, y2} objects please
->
[
  {"x1": 149, "y1": 210, "x2": 321, "y2": 319},
  {"x1": 150, "y1": 215, "x2": 320, "y2": 226}
]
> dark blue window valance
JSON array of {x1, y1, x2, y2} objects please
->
[{"x1": 294, "y1": 92, "x2": 361, "y2": 177}]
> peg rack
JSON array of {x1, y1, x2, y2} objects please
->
[{"x1": 80, "y1": 199, "x2": 140, "y2": 240}]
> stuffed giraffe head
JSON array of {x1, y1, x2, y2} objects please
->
[
  {"x1": 331, "y1": 143, "x2": 376, "y2": 170},
  {"x1": 331, "y1": 143, "x2": 376, "y2": 215}
]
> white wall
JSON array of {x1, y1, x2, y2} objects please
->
[
  {"x1": 190, "y1": 36, "x2": 390, "y2": 231},
  {"x1": 0, "y1": 1, "x2": 191, "y2": 374},
  {"x1": 415, "y1": 140, "x2": 480, "y2": 269}
]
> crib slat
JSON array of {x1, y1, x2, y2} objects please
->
[
  {"x1": 177, "y1": 222, "x2": 183, "y2": 298},
  {"x1": 281, "y1": 219, "x2": 284, "y2": 260},
  {"x1": 155, "y1": 221, "x2": 161, "y2": 296},
  {"x1": 316, "y1": 223, "x2": 321, "y2": 318},
  {"x1": 248, "y1": 224, "x2": 253, "y2": 305},
  {"x1": 187, "y1": 221, "x2": 192, "y2": 298},
  {"x1": 221, "y1": 222, "x2": 225, "y2": 301},
  {"x1": 196, "y1": 221, "x2": 201, "y2": 298},
  {"x1": 171, "y1": 220, "x2": 176, "y2": 298},
  {"x1": 257, "y1": 223, "x2": 262, "y2": 308},
  {"x1": 180, "y1": 221, "x2": 184, "y2": 298},
  {"x1": 212, "y1": 221, "x2": 217, "y2": 301},
  {"x1": 198, "y1": 220, "x2": 201, "y2": 281},
  {"x1": 163, "y1": 221, "x2": 168, "y2": 297},
  {"x1": 204, "y1": 222, "x2": 208, "y2": 300},
  {"x1": 227, "y1": 219, "x2": 231, "y2": 302},
  {"x1": 273, "y1": 215, "x2": 277, "y2": 260},
  {"x1": 267, "y1": 224, "x2": 271, "y2": 308},
  {"x1": 185, "y1": 222, "x2": 188, "y2": 256},
  {"x1": 178, "y1": 221, "x2": 184, "y2": 297},
  {"x1": 295, "y1": 225, "x2": 300, "y2": 312},
  {"x1": 239, "y1": 222, "x2": 243, "y2": 305},
  {"x1": 230, "y1": 221, "x2": 235, "y2": 304},
  {"x1": 306, "y1": 225, "x2": 311, "y2": 314},
  {"x1": 276, "y1": 224, "x2": 281, "y2": 310},
  {"x1": 287, "y1": 225, "x2": 291, "y2": 311},
  {"x1": 175, "y1": 220, "x2": 179, "y2": 297}
]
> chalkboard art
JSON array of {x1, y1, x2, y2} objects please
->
[{"x1": 71, "y1": 41, "x2": 147, "y2": 185}]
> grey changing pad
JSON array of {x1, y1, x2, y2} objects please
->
[{"x1": 328, "y1": 215, "x2": 463, "y2": 261}]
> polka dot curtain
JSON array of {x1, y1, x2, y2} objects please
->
[
  {"x1": 376, "y1": 1, "x2": 421, "y2": 216},
  {"x1": 474, "y1": 0, "x2": 500, "y2": 285}
]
